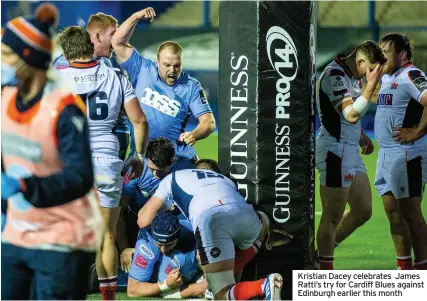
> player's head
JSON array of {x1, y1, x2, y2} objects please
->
[
  {"x1": 57, "y1": 26, "x2": 94, "y2": 63},
  {"x1": 86, "y1": 12, "x2": 118, "y2": 58},
  {"x1": 195, "y1": 159, "x2": 222, "y2": 174},
  {"x1": 157, "y1": 41, "x2": 183, "y2": 86},
  {"x1": 1, "y1": 3, "x2": 58, "y2": 87},
  {"x1": 353, "y1": 40, "x2": 386, "y2": 79},
  {"x1": 146, "y1": 137, "x2": 176, "y2": 179},
  {"x1": 151, "y1": 212, "x2": 180, "y2": 255},
  {"x1": 380, "y1": 33, "x2": 413, "y2": 75}
]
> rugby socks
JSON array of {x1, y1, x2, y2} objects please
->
[
  {"x1": 226, "y1": 279, "x2": 265, "y2": 300},
  {"x1": 397, "y1": 256, "x2": 413, "y2": 270},
  {"x1": 413, "y1": 259, "x2": 427, "y2": 270},
  {"x1": 318, "y1": 255, "x2": 334, "y2": 270},
  {"x1": 99, "y1": 276, "x2": 118, "y2": 300},
  {"x1": 234, "y1": 240, "x2": 262, "y2": 276}
]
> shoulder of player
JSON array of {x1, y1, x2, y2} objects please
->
[
  {"x1": 174, "y1": 159, "x2": 195, "y2": 171},
  {"x1": 401, "y1": 66, "x2": 426, "y2": 81},
  {"x1": 177, "y1": 72, "x2": 201, "y2": 88}
]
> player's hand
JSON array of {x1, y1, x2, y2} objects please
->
[
  {"x1": 120, "y1": 248, "x2": 135, "y2": 273},
  {"x1": 191, "y1": 280, "x2": 208, "y2": 297},
  {"x1": 165, "y1": 269, "x2": 183, "y2": 289},
  {"x1": 365, "y1": 64, "x2": 383, "y2": 87},
  {"x1": 392, "y1": 127, "x2": 422, "y2": 143},
  {"x1": 134, "y1": 7, "x2": 156, "y2": 22},
  {"x1": 359, "y1": 132, "x2": 374, "y2": 155},
  {"x1": 122, "y1": 154, "x2": 144, "y2": 181},
  {"x1": 178, "y1": 132, "x2": 197, "y2": 146}
]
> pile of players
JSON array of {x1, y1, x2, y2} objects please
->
[{"x1": 1, "y1": 4, "x2": 283, "y2": 300}]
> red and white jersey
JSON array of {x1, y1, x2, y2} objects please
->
[
  {"x1": 317, "y1": 56, "x2": 363, "y2": 145},
  {"x1": 375, "y1": 63, "x2": 427, "y2": 148},
  {"x1": 57, "y1": 59, "x2": 136, "y2": 157}
]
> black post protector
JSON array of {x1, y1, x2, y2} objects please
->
[{"x1": 219, "y1": 1, "x2": 316, "y2": 299}]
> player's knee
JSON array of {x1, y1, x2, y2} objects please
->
[
  {"x1": 355, "y1": 206, "x2": 372, "y2": 225},
  {"x1": 205, "y1": 270, "x2": 236, "y2": 297}
]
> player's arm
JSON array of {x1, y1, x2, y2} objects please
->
[
  {"x1": 121, "y1": 74, "x2": 149, "y2": 158},
  {"x1": 393, "y1": 70, "x2": 427, "y2": 143},
  {"x1": 137, "y1": 174, "x2": 173, "y2": 228},
  {"x1": 111, "y1": 7, "x2": 156, "y2": 63},
  {"x1": 179, "y1": 85, "x2": 216, "y2": 146},
  {"x1": 12, "y1": 97, "x2": 94, "y2": 207}
]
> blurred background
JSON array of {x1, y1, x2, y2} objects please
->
[{"x1": 2, "y1": 0, "x2": 426, "y2": 134}]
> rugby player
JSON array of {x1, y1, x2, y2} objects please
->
[
  {"x1": 111, "y1": 7, "x2": 216, "y2": 162},
  {"x1": 126, "y1": 212, "x2": 211, "y2": 299},
  {"x1": 316, "y1": 41, "x2": 385, "y2": 269},
  {"x1": 137, "y1": 164, "x2": 282, "y2": 300},
  {"x1": 375, "y1": 33, "x2": 427, "y2": 270},
  {"x1": 57, "y1": 26, "x2": 149, "y2": 299}
]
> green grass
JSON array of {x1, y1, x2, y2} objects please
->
[
  {"x1": 89, "y1": 135, "x2": 426, "y2": 299},
  {"x1": 315, "y1": 140, "x2": 427, "y2": 270}
]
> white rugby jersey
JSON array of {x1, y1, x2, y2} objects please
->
[
  {"x1": 57, "y1": 60, "x2": 136, "y2": 157},
  {"x1": 375, "y1": 63, "x2": 427, "y2": 148},
  {"x1": 153, "y1": 169, "x2": 245, "y2": 224},
  {"x1": 317, "y1": 56, "x2": 363, "y2": 145}
]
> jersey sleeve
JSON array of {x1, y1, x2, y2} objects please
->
[
  {"x1": 320, "y1": 69, "x2": 354, "y2": 119},
  {"x1": 188, "y1": 82, "x2": 213, "y2": 118},
  {"x1": 406, "y1": 70, "x2": 427, "y2": 103},
  {"x1": 152, "y1": 173, "x2": 174, "y2": 209},
  {"x1": 128, "y1": 239, "x2": 158, "y2": 282},
  {"x1": 118, "y1": 73, "x2": 138, "y2": 103},
  {"x1": 120, "y1": 48, "x2": 151, "y2": 87}
]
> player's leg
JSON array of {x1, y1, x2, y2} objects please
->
[
  {"x1": 196, "y1": 204, "x2": 282, "y2": 300},
  {"x1": 398, "y1": 196, "x2": 427, "y2": 269},
  {"x1": 382, "y1": 193, "x2": 413, "y2": 269},
  {"x1": 394, "y1": 152, "x2": 427, "y2": 269},
  {"x1": 93, "y1": 157, "x2": 124, "y2": 300},
  {"x1": 335, "y1": 171, "x2": 372, "y2": 245},
  {"x1": 31, "y1": 249, "x2": 94, "y2": 300},
  {"x1": 1, "y1": 243, "x2": 33, "y2": 300},
  {"x1": 377, "y1": 149, "x2": 413, "y2": 269}
]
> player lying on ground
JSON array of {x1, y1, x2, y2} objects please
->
[
  {"x1": 137, "y1": 160, "x2": 283, "y2": 300},
  {"x1": 57, "y1": 26, "x2": 149, "y2": 300},
  {"x1": 111, "y1": 7, "x2": 216, "y2": 162},
  {"x1": 316, "y1": 40, "x2": 385, "y2": 269},
  {"x1": 375, "y1": 32, "x2": 427, "y2": 270},
  {"x1": 52, "y1": 12, "x2": 130, "y2": 161},
  {"x1": 124, "y1": 212, "x2": 212, "y2": 299}
]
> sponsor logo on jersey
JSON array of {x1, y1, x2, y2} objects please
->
[
  {"x1": 377, "y1": 93, "x2": 393, "y2": 106},
  {"x1": 199, "y1": 89, "x2": 208, "y2": 104},
  {"x1": 210, "y1": 247, "x2": 221, "y2": 258},
  {"x1": 332, "y1": 76, "x2": 345, "y2": 90},
  {"x1": 139, "y1": 244, "x2": 155, "y2": 259},
  {"x1": 391, "y1": 82, "x2": 398, "y2": 89},
  {"x1": 344, "y1": 174, "x2": 354, "y2": 181},
  {"x1": 135, "y1": 254, "x2": 148, "y2": 268},
  {"x1": 164, "y1": 263, "x2": 173, "y2": 275},
  {"x1": 56, "y1": 64, "x2": 68, "y2": 70},
  {"x1": 141, "y1": 88, "x2": 181, "y2": 117},
  {"x1": 74, "y1": 73, "x2": 105, "y2": 83}
]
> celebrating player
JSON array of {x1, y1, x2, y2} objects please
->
[
  {"x1": 57, "y1": 26, "x2": 149, "y2": 300},
  {"x1": 1, "y1": 4, "x2": 102, "y2": 299},
  {"x1": 137, "y1": 164, "x2": 282, "y2": 300},
  {"x1": 316, "y1": 41, "x2": 385, "y2": 269},
  {"x1": 125, "y1": 212, "x2": 210, "y2": 299},
  {"x1": 52, "y1": 12, "x2": 130, "y2": 160},
  {"x1": 111, "y1": 7, "x2": 216, "y2": 162},
  {"x1": 375, "y1": 33, "x2": 427, "y2": 270}
]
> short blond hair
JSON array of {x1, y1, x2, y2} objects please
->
[
  {"x1": 157, "y1": 41, "x2": 183, "y2": 60},
  {"x1": 87, "y1": 12, "x2": 118, "y2": 31}
]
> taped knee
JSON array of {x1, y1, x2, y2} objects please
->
[{"x1": 205, "y1": 270, "x2": 236, "y2": 296}]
